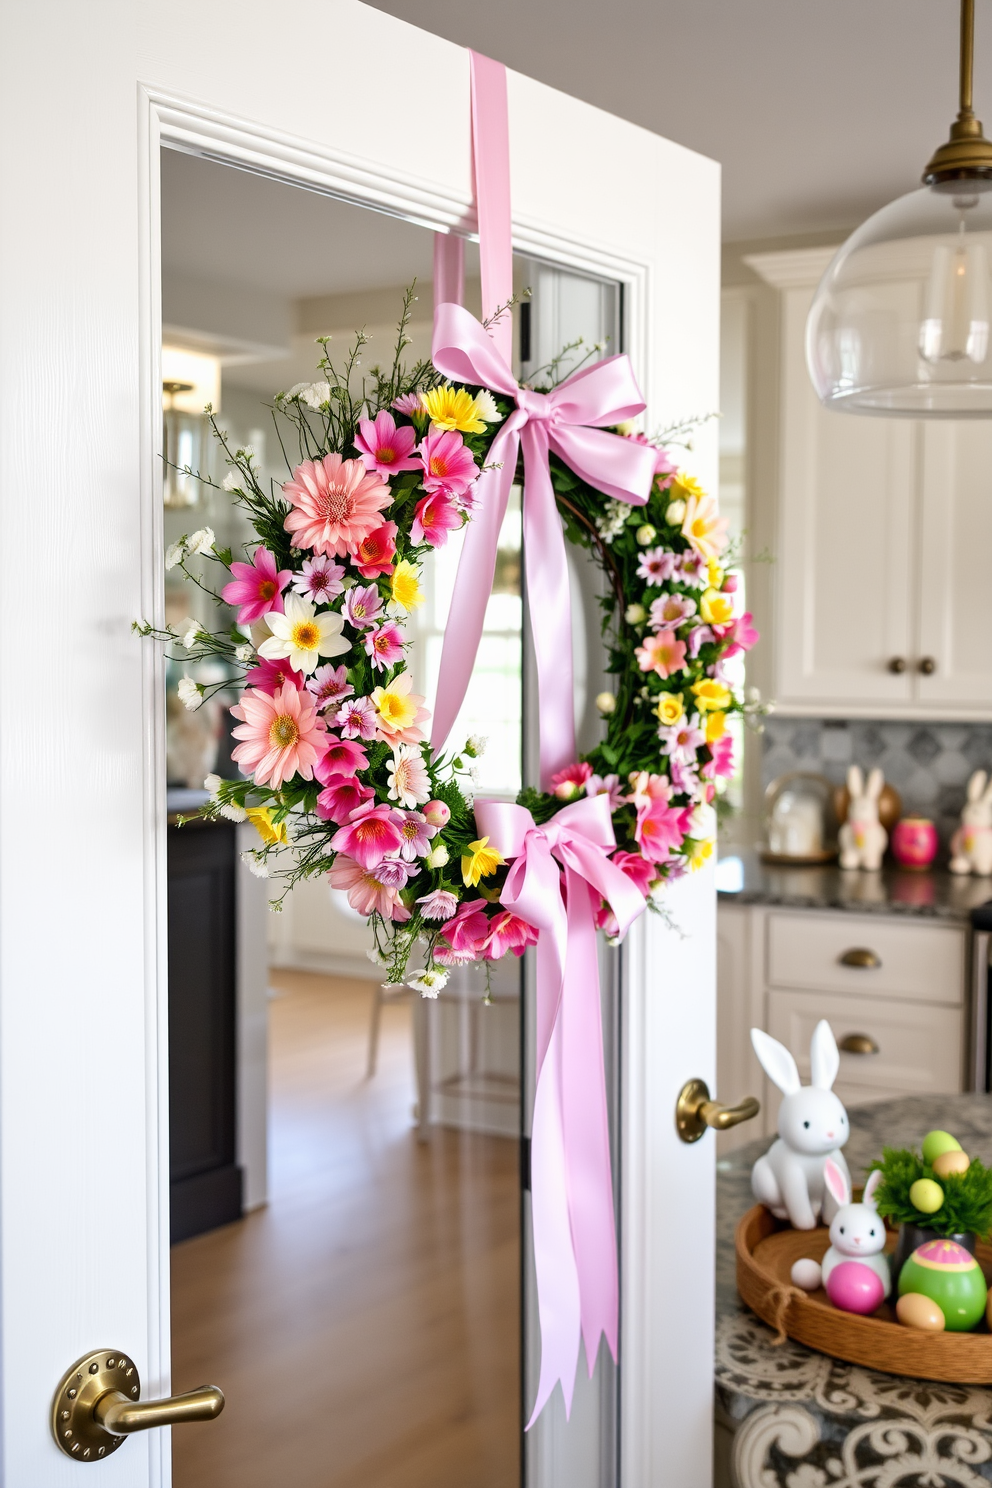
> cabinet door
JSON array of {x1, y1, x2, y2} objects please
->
[
  {"x1": 917, "y1": 421, "x2": 992, "y2": 711},
  {"x1": 776, "y1": 284, "x2": 916, "y2": 707}
]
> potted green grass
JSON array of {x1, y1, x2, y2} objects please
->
[{"x1": 867, "y1": 1143, "x2": 992, "y2": 1285}]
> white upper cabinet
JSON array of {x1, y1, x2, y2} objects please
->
[{"x1": 748, "y1": 247, "x2": 992, "y2": 719}]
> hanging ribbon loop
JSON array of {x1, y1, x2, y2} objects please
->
[{"x1": 430, "y1": 303, "x2": 656, "y2": 788}]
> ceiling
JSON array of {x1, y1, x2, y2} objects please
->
[{"x1": 365, "y1": 0, "x2": 990, "y2": 242}]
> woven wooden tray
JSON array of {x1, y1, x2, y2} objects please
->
[{"x1": 736, "y1": 1203, "x2": 992, "y2": 1382}]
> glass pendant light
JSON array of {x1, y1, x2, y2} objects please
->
[{"x1": 807, "y1": 0, "x2": 992, "y2": 416}]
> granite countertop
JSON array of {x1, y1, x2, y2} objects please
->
[{"x1": 716, "y1": 847, "x2": 992, "y2": 922}]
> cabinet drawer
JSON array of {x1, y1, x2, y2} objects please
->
[
  {"x1": 766, "y1": 989, "x2": 964, "y2": 1104},
  {"x1": 767, "y1": 911, "x2": 965, "y2": 1005}
]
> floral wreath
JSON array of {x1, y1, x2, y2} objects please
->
[{"x1": 140, "y1": 290, "x2": 759, "y2": 993}]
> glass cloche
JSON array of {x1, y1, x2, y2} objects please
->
[{"x1": 762, "y1": 772, "x2": 839, "y2": 865}]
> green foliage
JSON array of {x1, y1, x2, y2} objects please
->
[{"x1": 867, "y1": 1146, "x2": 992, "y2": 1239}]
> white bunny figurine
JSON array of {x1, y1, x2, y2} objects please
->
[
  {"x1": 818, "y1": 1159, "x2": 890, "y2": 1295},
  {"x1": 750, "y1": 1020, "x2": 850, "y2": 1231},
  {"x1": 949, "y1": 769, "x2": 992, "y2": 876},
  {"x1": 839, "y1": 765, "x2": 888, "y2": 871}
]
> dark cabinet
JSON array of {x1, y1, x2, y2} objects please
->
[{"x1": 168, "y1": 815, "x2": 243, "y2": 1242}]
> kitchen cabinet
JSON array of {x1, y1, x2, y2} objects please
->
[{"x1": 746, "y1": 246, "x2": 992, "y2": 719}]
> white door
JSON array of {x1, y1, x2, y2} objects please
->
[{"x1": 0, "y1": 5, "x2": 720, "y2": 1483}]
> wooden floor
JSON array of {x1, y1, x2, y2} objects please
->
[{"x1": 172, "y1": 969, "x2": 520, "y2": 1488}]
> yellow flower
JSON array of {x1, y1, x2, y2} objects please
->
[
  {"x1": 245, "y1": 807, "x2": 288, "y2": 846},
  {"x1": 700, "y1": 587, "x2": 734, "y2": 626},
  {"x1": 461, "y1": 836, "x2": 505, "y2": 887},
  {"x1": 671, "y1": 471, "x2": 706, "y2": 503},
  {"x1": 420, "y1": 385, "x2": 488, "y2": 434},
  {"x1": 706, "y1": 559, "x2": 725, "y2": 588},
  {"x1": 681, "y1": 491, "x2": 729, "y2": 562},
  {"x1": 688, "y1": 837, "x2": 715, "y2": 872},
  {"x1": 705, "y1": 711, "x2": 727, "y2": 743},
  {"x1": 691, "y1": 678, "x2": 732, "y2": 712},
  {"x1": 656, "y1": 692, "x2": 684, "y2": 726},
  {"x1": 371, "y1": 672, "x2": 424, "y2": 737},
  {"x1": 390, "y1": 559, "x2": 424, "y2": 614}
]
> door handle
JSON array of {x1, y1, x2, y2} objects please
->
[
  {"x1": 52, "y1": 1349, "x2": 224, "y2": 1461},
  {"x1": 839, "y1": 1032, "x2": 880, "y2": 1055},
  {"x1": 839, "y1": 946, "x2": 881, "y2": 968},
  {"x1": 675, "y1": 1077, "x2": 760, "y2": 1143}
]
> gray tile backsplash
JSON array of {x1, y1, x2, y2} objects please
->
[{"x1": 762, "y1": 718, "x2": 992, "y2": 856}]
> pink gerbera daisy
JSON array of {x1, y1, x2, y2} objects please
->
[
  {"x1": 315, "y1": 735, "x2": 369, "y2": 782},
  {"x1": 306, "y1": 663, "x2": 353, "y2": 713},
  {"x1": 417, "y1": 427, "x2": 479, "y2": 497},
  {"x1": 244, "y1": 656, "x2": 304, "y2": 695},
  {"x1": 353, "y1": 522, "x2": 397, "y2": 579},
  {"x1": 291, "y1": 554, "x2": 346, "y2": 604},
  {"x1": 221, "y1": 547, "x2": 292, "y2": 626},
  {"x1": 230, "y1": 683, "x2": 326, "y2": 789},
  {"x1": 411, "y1": 492, "x2": 461, "y2": 548},
  {"x1": 635, "y1": 799, "x2": 689, "y2": 864},
  {"x1": 635, "y1": 630, "x2": 687, "y2": 679},
  {"x1": 354, "y1": 411, "x2": 420, "y2": 479},
  {"x1": 365, "y1": 622, "x2": 405, "y2": 670},
  {"x1": 329, "y1": 853, "x2": 411, "y2": 921},
  {"x1": 283, "y1": 453, "x2": 391, "y2": 558},
  {"x1": 330, "y1": 801, "x2": 404, "y2": 869},
  {"x1": 316, "y1": 776, "x2": 374, "y2": 824}
]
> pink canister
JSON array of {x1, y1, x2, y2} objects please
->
[{"x1": 891, "y1": 817, "x2": 939, "y2": 870}]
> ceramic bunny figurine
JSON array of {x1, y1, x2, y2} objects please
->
[
  {"x1": 839, "y1": 765, "x2": 888, "y2": 871},
  {"x1": 949, "y1": 769, "x2": 992, "y2": 876},
  {"x1": 819, "y1": 1161, "x2": 890, "y2": 1293},
  {"x1": 750, "y1": 1021, "x2": 850, "y2": 1230}
]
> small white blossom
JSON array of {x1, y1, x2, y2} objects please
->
[
  {"x1": 219, "y1": 802, "x2": 247, "y2": 823},
  {"x1": 625, "y1": 603, "x2": 647, "y2": 625},
  {"x1": 235, "y1": 643, "x2": 254, "y2": 662},
  {"x1": 241, "y1": 851, "x2": 269, "y2": 878},
  {"x1": 426, "y1": 844, "x2": 450, "y2": 869},
  {"x1": 237, "y1": 444, "x2": 257, "y2": 462},
  {"x1": 165, "y1": 539, "x2": 186, "y2": 570},
  {"x1": 473, "y1": 390, "x2": 499, "y2": 423},
  {"x1": 596, "y1": 692, "x2": 616, "y2": 715},
  {"x1": 688, "y1": 802, "x2": 717, "y2": 841},
  {"x1": 222, "y1": 471, "x2": 240, "y2": 492},
  {"x1": 179, "y1": 616, "x2": 200, "y2": 650},
  {"x1": 366, "y1": 947, "x2": 388, "y2": 966},
  {"x1": 466, "y1": 734, "x2": 488, "y2": 757},
  {"x1": 407, "y1": 968, "x2": 449, "y2": 998},
  {"x1": 283, "y1": 383, "x2": 309, "y2": 400},
  {"x1": 204, "y1": 773, "x2": 223, "y2": 795},
  {"x1": 468, "y1": 764, "x2": 480, "y2": 785},
  {"x1": 187, "y1": 527, "x2": 215, "y2": 556},
  {"x1": 666, "y1": 498, "x2": 687, "y2": 525},
  {"x1": 301, "y1": 381, "x2": 332, "y2": 411},
  {"x1": 177, "y1": 676, "x2": 202, "y2": 710},
  {"x1": 594, "y1": 499, "x2": 628, "y2": 545}
]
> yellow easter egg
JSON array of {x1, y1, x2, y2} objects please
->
[
  {"x1": 910, "y1": 1178, "x2": 944, "y2": 1214},
  {"x1": 897, "y1": 1292, "x2": 946, "y2": 1332},
  {"x1": 933, "y1": 1148, "x2": 971, "y2": 1179}
]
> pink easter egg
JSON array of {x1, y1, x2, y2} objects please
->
[
  {"x1": 825, "y1": 1260, "x2": 885, "y2": 1315},
  {"x1": 891, "y1": 817, "x2": 938, "y2": 870}
]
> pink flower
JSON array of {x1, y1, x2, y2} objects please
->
[
  {"x1": 230, "y1": 683, "x2": 327, "y2": 789},
  {"x1": 636, "y1": 547, "x2": 678, "y2": 585},
  {"x1": 710, "y1": 734, "x2": 735, "y2": 779},
  {"x1": 245, "y1": 656, "x2": 304, "y2": 695},
  {"x1": 635, "y1": 630, "x2": 687, "y2": 679},
  {"x1": 635, "y1": 799, "x2": 689, "y2": 863},
  {"x1": 221, "y1": 547, "x2": 291, "y2": 626},
  {"x1": 353, "y1": 522, "x2": 397, "y2": 579},
  {"x1": 412, "y1": 492, "x2": 462, "y2": 548},
  {"x1": 679, "y1": 550, "x2": 709, "y2": 588},
  {"x1": 418, "y1": 427, "x2": 479, "y2": 496},
  {"x1": 550, "y1": 761, "x2": 593, "y2": 801},
  {"x1": 330, "y1": 801, "x2": 404, "y2": 868},
  {"x1": 316, "y1": 735, "x2": 370, "y2": 782},
  {"x1": 387, "y1": 743, "x2": 431, "y2": 808},
  {"x1": 627, "y1": 771, "x2": 671, "y2": 809},
  {"x1": 650, "y1": 592, "x2": 697, "y2": 630},
  {"x1": 316, "y1": 776, "x2": 374, "y2": 824},
  {"x1": 688, "y1": 625, "x2": 714, "y2": 658},
  {"x1": 611, "y1": 850, "x2": 656, "y2": 896},
  {"x1": 433, "y1": 945, "x2": 478, "y2": 966},
  {"x1": 365, "y1": 622, "x2": 405, "y2": 670},
  {"x1": 329, "y1": 854, "x2": 410, "y2": 921},
  {"x1": 440, "y1": 898, "x2": 491, "y2": 957},
  {"x1": 283, "y1": 453, "x2": 391, "y2": 558},
  {"x1": 586, "y1": 773, "x2": 624, "y2": 810},
  {"x1": 372, "y1": 857, "x2": 414, "y2": 890},
  {"x1": 595, "y1": 902, "x2": 621, "y2": 937},
  {"x1": 291, "y1": 554, "x2": 346, "y2": 604},
  {"x1": 355, "y1": 411, "x2": 419, "y2": 479},
  {"x1": 659, "y1": 713, "x2": 706, "y2": 762},
  {"x1": 723, "y1": 611, "x2": 759, "y2": 658},
  {"x1": 417, "y1": 888, "x2": 459, "y2": 920},
  {"x1": 335, "y1": 696, "x2": 379, "y2": 740},
  {"x1": 392, "y1": 391, "x2": 423, "y2": 416},
  {"x1": 482, "y1": 910, "x2": 538, "y2": 960},
  {"x1": 393, "y1": 810, "x2": 437, "y2": 861},
  {"x1": 424, "y1": 799, "x2": 451, "y2": 828},
  {"x1": 306, "y1": 663, "x2": 353, "y2": 712},
  {"x1": 343, "y1": 583, "x2": 383, "y2": 629},
  {"x1": 669, "y1": 757, "x2": 701, "y2": 799},
  {"x1": 722, "y1": 573, "x2": 739, "y2": 594}
]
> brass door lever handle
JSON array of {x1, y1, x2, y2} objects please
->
[
  {"x1": 52, "y1": 1349, "x2": 224, "y2": 1461},
  {"x1": 675, "y1": 1078, "x2": 760, "y2": 1143}
]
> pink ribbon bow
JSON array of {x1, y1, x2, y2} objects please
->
[
  {"x1": 473, "y1": 794, "x2": 646, "y2": 1423},
  {"x1": 430, "y1": 303, "x2": 657, "y2": 789}
]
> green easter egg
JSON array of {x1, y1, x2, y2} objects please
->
[
  {"x1": 921, "y1": 1130, "x2": 963, "y2": 1164},
  {"x1": 898, "y1": 1240, "x2": 988, "y2": 1331},
  {"x1": 910, "y1": 1178, "x2": 944, "y2": 1214}
]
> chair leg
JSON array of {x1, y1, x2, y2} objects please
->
[{"x1": 367, "y1": 981, "x2": 384, "y2": 1078}]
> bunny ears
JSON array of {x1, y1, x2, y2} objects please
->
[
  {"x1": 847, "y1": 764, "x2": 884, "y2": 800},
  {"x1": 751, "y1": 1020, "x2": 840, "y2": 1095},
  {"x1": 966, "y1": 769, "x2": 992, "y2": 804},
  {"x1": 824, "y1": 1158, "x2": 883, "y2": 1210}
]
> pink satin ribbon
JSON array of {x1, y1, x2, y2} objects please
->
[
  {"x1": 474, "y1": 795, "x2": 646, "y2": 1422},
  {"x1": 430, "y1": 302, "x2": 656, "y2": 787}
]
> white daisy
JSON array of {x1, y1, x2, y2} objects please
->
[
  {"x1": 258, "y1": 594, "x2": 349, "y2": 675},
  {"x1": 177, "y1": 676, "x2": 202, "y2": 710},
  {"x1": 473, "y1": 389, "x2": 499, "y2": 423},
  {"x1": 407, "y1": 968, "x2": 449, "y2": 998}
]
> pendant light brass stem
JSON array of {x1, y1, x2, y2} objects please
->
[{"x1": 923, "y1": 0, "x2": 992, "y2": 182}]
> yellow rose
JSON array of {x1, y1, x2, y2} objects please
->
[
  {"x1": 691, "y1": 678, "x2": 732, "y2": 712},
  {"x1": 700, "y1": 587, "x2": 734, "y2": 626},
  {"x1": 656, "y1": 693, "x2": 684, "y2": 726},
  {"x1": 705, "y1": 711, "x2": 726, "y2": 743}
]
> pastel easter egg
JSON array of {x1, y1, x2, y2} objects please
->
[
  {"x1": 910, "y1": 1178, "x2": 944, "y2": 1214},
  {"x1": 898, "y1": 1240, "x2": 988, "y2": 1331},
  {"x1": 922, "y1": 1130, "x2": 962, "y2": 1164},
  {"x1": 826, "y1": 1260, "x2": 886, "y2": 1315},
  {"x1": 791, "y1": 1258, "x2": 822, "y2": 1291},
  {"x1": 896, "y1": 1292, "x2": 946, "y2": 1332},
  {"x1": 933, "y1": 1148, "x2": 971, "y2": 1179}
]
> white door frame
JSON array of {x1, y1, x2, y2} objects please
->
[{"x1": 1, "y1": 9, "x2": 719, "y2": 1481}]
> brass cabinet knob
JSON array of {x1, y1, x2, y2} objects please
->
[
  {"x1": 838, "y1": 946, "x2": 881, "y2": 968},
  {"x1": 887, "y1": 656, "x2": 907, "y2": 674},
  {"x1": 675, "y1": 1077, "x2": 760, "y2": 1144},
  {"x1": 918, "y1": 656, "x2": 937, "y2": 675},
  {"x1": 52, "y1": 1350, "x2": 224, "y2": 1461},
  {"x1": 839, "y1": 1032, "x2": 880, "y2": 1055}
]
